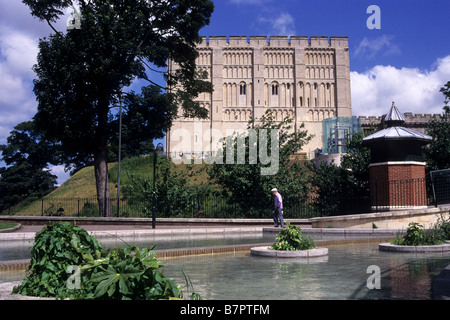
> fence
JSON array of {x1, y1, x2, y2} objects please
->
[
  {"x1": 370, "y1": 178, "x2": 430, "y2": 211},
  {"x1": 0, "y1": 193, "x2": 374, "y2": 219},
  {"x1": 430, "y1": 169, "x2": 450, "y2": 205},
  {"x1": 2, "y1": 176, "x2": 448, "y2": 219}
]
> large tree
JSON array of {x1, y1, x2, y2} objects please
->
[
  {"x1": 0, "y1": 121, "x2": 59, "y2": 212},
  {"x1": 23, "y1": 0, "x2": 214, "y2": 216}
]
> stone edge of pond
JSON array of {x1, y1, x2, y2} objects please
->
[
  {"x1": 379, "y1": 242, "x2": 450, "y2": 252},
  {"x1": 250, "y1": 246, "x2": 328, "y2": 258}
]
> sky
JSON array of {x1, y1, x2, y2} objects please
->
[{"x1": 0, "y1": 0, "x2": 449, "y2": 184}]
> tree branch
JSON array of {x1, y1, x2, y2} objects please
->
[
  {"x1": 46, "y1": 19, "x2": 63, "y2": 36},
  {"x1": 141, "y1": 76, "x2": 168, "y2": 90},
  {"x1": 138, "y1": 57, "x2": 167, "y2": 75}
]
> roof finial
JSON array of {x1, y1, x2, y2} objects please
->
[{"x1": 385, "y1": 101, "x2": 405, "y2": 127}]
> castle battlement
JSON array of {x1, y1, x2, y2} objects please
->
[
  {"x1": 359, "y1": 112, "x2": 441, "y2": 136},
  {"x1": 359, "y1": 113, "x2": 441, "y2": 124},
  {"x1": 199, "y1": 36, "x2": 348, "y2": 48}
]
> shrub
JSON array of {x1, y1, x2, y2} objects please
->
[
  {"x1": 402, "y1": 222, "x2": 426, "y2": 246},
  {"x1": 13, "y1": 222, "x2": 199, "y2": 300},
  {"x1": 13, "y1": 222, "x2": 103, "y2": 299},
  {"x1": 437, "y1": 215, "x2": 450, "y2": 240},
  {"x1": 83, "y1": 245, "x2": 185, "y2": 300},
  {"x1": 271, "y1": 222, "x2": 316, "y2": 251},
  {"x1": 392, "y1": 221, "x2": 448, "y2": 246},
  {"x1": 79, "y1": 201, "x2": 99, "y2": 217}
]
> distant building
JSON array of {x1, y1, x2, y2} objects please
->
[{"x1": 166, "y1": 36, "x2": 352, "y2": 161}]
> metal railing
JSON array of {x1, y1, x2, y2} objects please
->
[{"x1": 2, "y1": 175, "x2": 448, "y2": 218}]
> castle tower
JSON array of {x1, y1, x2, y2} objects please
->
[{"x1": 166, "y1": 36, "x2": 352, "y2": 161}]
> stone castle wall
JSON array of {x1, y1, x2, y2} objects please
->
[{"x1": 166, "y1": 36, "x2": 352, "y2": 160}]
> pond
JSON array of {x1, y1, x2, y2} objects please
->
[
  {"x1": 160, "y1": 241, "x2": 450, "y2": 300},
  {"x1": 1, "y1": 233, "x2": 449, "y2": 299}
]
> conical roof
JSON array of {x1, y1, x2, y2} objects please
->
[{"x1": 384, "y1": 101, "x2": 405, "y2": 126}]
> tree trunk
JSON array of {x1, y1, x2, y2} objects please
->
[
  {"x1": 94, "y1": 145, "x2": 113, "y2": 217},
  {"x1": 94, "y1": 95, "x2": 113, "y2": 218}
]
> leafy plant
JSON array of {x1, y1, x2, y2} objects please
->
[
  {"x1": 13, "y1": 222, "x2": 103, "y2": 299},
  {"x1": 271, "y1": 222, "x2": 316, "y2": 251},
  {"x1": 13, "y1": 222, "x2": 199, "y2": 300},
  {"x1": 439, "y1": 218, "x2": 450, "y2": 240},
  {"x1": 84, "y1": 245, "x2": 183, "y2": 300},
  {"x1": 402, "y1": 222, "x2": 426, "y2": 246},
  {"x1": 392, "y1": 221, "x2": 448, "y2": 246}
]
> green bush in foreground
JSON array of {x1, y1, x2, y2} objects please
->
[
  {"x1": 13, "y1": 222, "x2": 199, "y2": 300},
  {"x1": 271, "y1": 222, "x2": 316, "y2": 251}
]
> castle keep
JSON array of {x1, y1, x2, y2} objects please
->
[{"x1": 166, "y1": 36, "x2": 352, "y2": 160}]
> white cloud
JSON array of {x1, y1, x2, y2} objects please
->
[
  {"x1": 0, "y1": 28, "x2": 39, "y2": 144},
  {"x1": 351, "y1": 55, "x2": 450, "y2": 117},
  {"x1": 258, "y1": 11, "x2": 296, "y2": 37},
  {"x1": 0, "y1": 1, "x2": 71, "y2": 145},
  {"x1": 48, "y1": 165, "x2": 71, "y2": 186},
  {"x1": 354, "y1": 35, "x2": 401, "y2": 60}
]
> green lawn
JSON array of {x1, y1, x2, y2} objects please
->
[{"x1": 0, "y1": 222, "x2": 18, "y2": 230}]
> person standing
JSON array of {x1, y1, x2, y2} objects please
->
[{"x1": 271, "y1": 188, "x2": 284, "y2": 228}]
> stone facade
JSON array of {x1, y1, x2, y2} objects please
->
[{"x1": 166, "y1": 36, "x2": 352, "y2": 160}]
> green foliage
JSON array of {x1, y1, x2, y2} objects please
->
[
  {"x1": 271, "y1": 222, "x2": 316, "y2": 251},
  {"x1": 340, "y1": 132, "x2": 371, "y2": 195},
  {"x1": 392, "y1": 220, "x2": 449, "y2": 246},
  {"x1": 121, "y1": 156, "x2": 211, "y2": 217},
  {"x1": 13, "y1": 222, "x2": 198, "y2": 300},
  {"x1": 83, "y1": 245, "x2": 183, "y2": 300},
  {"x1": 208, "y1": 109, "x2": 314, "y2": 216},
  {"x1": 313, "y1": 132, "x2": 371, "y2": 215},
  {"x1": 22, "y1": 0, "x2": 214, "y2": 216},
  {"x1": 13, "y1": 222, "x2": 103, "y2": 299},
  {"x1": 0, "y1": 121, "x2": 59, "y2": 213},
  {"x1": 79, "y1": 201, "x2": 99, "y2": 217},
  {"x1": 402, "y1": 222, "x2": 426, "y2": 246},
  {"x1": 423, "y1": 81, "x2": 450, "y2": 172},
  {"x1": 439, "y1": 217, "x2": 450, "y2": 240}
]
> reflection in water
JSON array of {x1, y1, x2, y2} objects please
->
[{"x1": 160, "y1": 242, "x2": 450, "y2": 300}]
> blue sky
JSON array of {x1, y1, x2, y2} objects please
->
[
  {"x1": 0, "y1": 0, "x2": 449, "y2": 184},
  {"x1": 204, "y1": 0, "x2": 449, "y2": 71}
]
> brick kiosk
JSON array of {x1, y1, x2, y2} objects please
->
[{"x1": 362, "y1": 103, "x2": 432, "y2": 211}]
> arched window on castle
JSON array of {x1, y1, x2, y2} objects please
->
[
  {"x1": 240, "y1": 83, "x2": 246, "y2": 95},
  {"x1": 272, "y1": 83, "x2": 279, "y2": 95}
]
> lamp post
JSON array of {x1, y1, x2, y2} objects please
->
[
  {"x1": 117, "y1": 92, "x2": 123, "y2": 218},
  {"x1": 152, "y1": 142, "x2": 164, "y2": 229}
]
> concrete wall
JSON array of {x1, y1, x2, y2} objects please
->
[{"x1": 309, "y1": 206, "x2": 450, "y2": 229}]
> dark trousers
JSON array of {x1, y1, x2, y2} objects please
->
[{"x1": 273, "y1": 207, "x2": 284, "y2": 227}]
